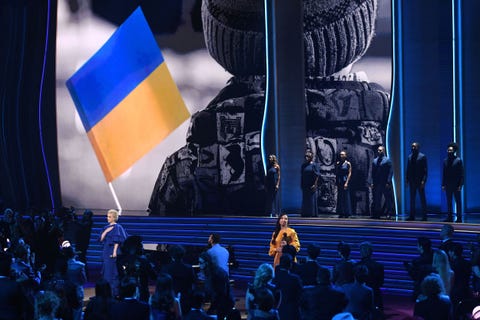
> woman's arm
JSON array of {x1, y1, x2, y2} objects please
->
[
  {"x1": 345, "y1": 161, "x2": 352, "y2": 188},
  {"x1": 276, "y1": 164, "x2": 281, "y2": 189},
  {"x1": 268, "y1": 232, "x2": 277, "y2": 256}
]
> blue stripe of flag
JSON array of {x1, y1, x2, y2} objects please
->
[{"x1": 66, "y1": 7, "x2": 164, "y2": 132}]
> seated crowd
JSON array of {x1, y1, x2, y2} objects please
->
[{"x1": 2, "y1": 208, "x2": 480, "y2": 320}]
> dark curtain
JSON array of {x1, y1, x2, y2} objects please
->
[{"x1": 0, "y1": 0, "x2": 61, "y2": 213}]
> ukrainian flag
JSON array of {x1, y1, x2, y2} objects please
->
[{"x1": 66, "y1": 7, "x2": 189, "y2": 182}]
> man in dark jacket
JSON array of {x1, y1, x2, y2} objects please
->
[
  {"x1": 355, "y1": 241, "x2": 384, "y2": 316},
  {"x1": 300, "y1": 266, "x2": 348, "y2": 320},
  {"x1": 406, "y1": 142, "x2": 428, "y2": 221},
  {"x1": 442, "y1": 142, "x2": 464, "y2": 222},
  {"x1": 371, "y1": 145, "x2": 393, "y2": 219}
]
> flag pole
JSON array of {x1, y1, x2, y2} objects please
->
[{"x1": 108, "y1": 182, "x2": 122, "y2": 215}]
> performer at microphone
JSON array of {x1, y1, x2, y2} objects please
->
[{"x1": 269, "y1": 214, "x2": 300, "y2": 267}]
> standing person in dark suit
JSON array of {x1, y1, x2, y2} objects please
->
[
  {"x1": 273, "y1": 254, "x2": 303, "y2": 320},
  {"x1": 355, "y1": 242, "x2": 384, "y2": 316},
  {"x1": 404, "y1": 237, "x2": 434, "y2": 300},
  {"x1": 111, "y1": 277, "x2": 149, "y2": 320},
  {"x1": 163, "y1": 244, "x2": 196, "y2": 315},
  {"x1": 265, "y1": 155, "x2": 281, "y2": 218},
  {"x1": 406, "y1": 142, "x2": 428, "y2": 221},
  {"x1": 300, "y1": 267, "x2": 348, "y2": 320},
  {"x1": 371, "y1": 145, "x2": 393, "y2": 219},
  {"x1": 336, "y1": 151, "x2": 352, "y2": 218},
  {"x1": 342, "y1": 265, "x2": 374, "y2": 320},
  {"x1": 442, "y1": 142, "x2": 464, "y2": 222},
  {"x1": 439, "y1": 224, "x2": 456, "y2": 258},
  {"x1": 296, "y1": 243, "x2": 324, "y2": 287},
  {"x1": 301, "y1": 151, "x2": 320, "y2": 217},
  {"x1": 333, "y1": 241, "x2": 356, "y2": 286}
]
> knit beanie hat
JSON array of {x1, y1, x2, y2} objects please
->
[{"x1": 201, "y1": 0, "x2": 377, "y2": 77}]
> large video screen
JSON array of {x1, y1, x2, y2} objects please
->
[{"x1": 56, "y1": 0, "x2": 392, "y2": 215}]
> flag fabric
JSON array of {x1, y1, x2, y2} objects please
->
[{"x1": 66, "y1": 7, "x2": 189, "y2": 182}]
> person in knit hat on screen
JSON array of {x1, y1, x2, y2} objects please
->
[{"x1": 149, "y1": 0, "x2": 390, "y2": 217}]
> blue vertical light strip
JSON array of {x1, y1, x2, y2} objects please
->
[
  {"x1": 388, "y1": 0, "x2": 402, "y2": 220},
  {"x1": 38, "y1": 0, "x2": 55, "y2": 210},
  {"x1": 454, "y1": 0, "x2": 464, "y2": 214},
  {"x1": 452, "y1": 0, "x2": 457, "y2": 144},
  {"x1": 261, "y1": 0, "x2": 273, "y2": 174}
]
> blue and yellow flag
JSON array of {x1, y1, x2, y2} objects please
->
[{"x1": 66, "y1": 7, "x2": 189, "y2": 182}]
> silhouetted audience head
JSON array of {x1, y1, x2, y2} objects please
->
[
  {"x1": 35, "y1": 291, "x2": 61, "y2": 319},
  {"x1": 279, "y1": 253, "x2": 293, "y2": 269},
  {"x1": 282, "y1": 244, "x2": 297, "y2": 258},
  {"x1": 253, "y1": 263, "x2": 274, "y2": 289},
  {"x1": 150, "y1": 273, "x2": 175, "y2": 311},
  {"x1": 190, "y1": 289, "x2": 206, "y2": 309},
  {"x1": 448, "y1": 242, "x2": 463, "y2": 259},
  {"x1": 168, "y1": 244, "x2": 186, "y2": 262},
  {"x1": 119, "y1": 277, "x2": 138, "y2": 299},
  {"x1": 337, "y1": 241, "x2": 351, "y2": 258},
  {"x1": 417, "y1": 237, "x2": 432, "y2": 253},
  {"x1": 359, "y1": 241, "x2": 373, "y2": 258},
  {"x1": 61, "y1": 246, "x2": 76, "y2": 260},
  {"x1": 317, "y1": 267, "x2": 332, "y2": 285},
  {"x1": 421, "y1": 274, "x2": 445, "y2": 298},
  {"x1": 95, "y1": 278, "x2": 112, "y2": 299},
  {"x1": 122, "y1": 235, "x2": 143, "y2": 256},
  {"x1": 307, "y1": 243, "x2": 321, "y2": 259},
  {"x1": 255, "y1": 287, "x2": 275, "y2": 312}
]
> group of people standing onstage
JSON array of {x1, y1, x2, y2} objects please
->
[{"x1": 265, "y1": 141, "x2": 465, "y2": 222}]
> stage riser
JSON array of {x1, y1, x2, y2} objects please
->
[{"x1": 86, "y1": 216, "x2": 480, "y2": 296}]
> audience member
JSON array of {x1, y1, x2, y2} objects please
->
[
  {"x1": 149, "y1": 273, "x2": 182, "y2": 320},
  {"x1": 183, "y1": 290, "x2": 213, "y2": 320},
  {"x1": 117, "y1": 235, "x2": 156, "y2": 302},
  {"x1": 250, "y1": 288, "x2": 279, "y2": 320},
  {"x1": 62, "y1": 245, "x2": 86, "y2": 320},
  {"x1": 414, "y1": 274, "x2": 453, "y2": 320},
  {"x1": 296, "y1": 243, "x2": 323, "y2": 286},
  {"x1": 333, "y1": 241, "x2": 355, "y2": 286},
  {"x1": 76, "y1": 209, "x2": 93, "y2": 264},
  {"x1": 342, "y1": 265, "x2": 374, "y2": 320},
  {"x1": 0, "y1": 251, "x2": 24, "y2": 320},
  {"x1": 34, "y1": 290, "x2": 61, "y2": 320},
  {"x1": 84, "y1": 279, "x2": 115, "y2": 320},
  {"x1": 439, "y1": 224, "x2": 456, "y2": 258},
  {"x1": 432, "y1": 249, "x2": 454, "y2": 296},
  {"x1": 300, "y1": 267, "x2": 348, "y2": 320},
  {"x1": 245, "y1": 263, "x2": 278, "y2": 320},
  {"x1": 404, "y1": 237, "x2": 434, "y2": 300},
  {"x1": 207, "y1": 233, "x2": 230, "y2": 275},
  {"x1": 110, "y1": 277, "x2": 149, "y2": 320},
  {"x1": 355, "y1": 241, "x2": 385, "y2": 315},
  {"x1": 162, "y1": 244, "x2": 196, "y2": 315},
  {"x1": 199, "y1": 251, "x2": 235, "y2": 320},
  {"x1": 447, "y1": 242, "x2": 473, "y2": 317},
  {"x1": 472, "y1": 234, "x2": 480, "y2": 294},
  {"x1": 273, "y1": 254, "x2": 303, "y2": 320}
]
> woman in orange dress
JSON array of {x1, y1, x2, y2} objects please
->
[{"x1": 268, "y1": 214, "x2": 300, "y2": 267}]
